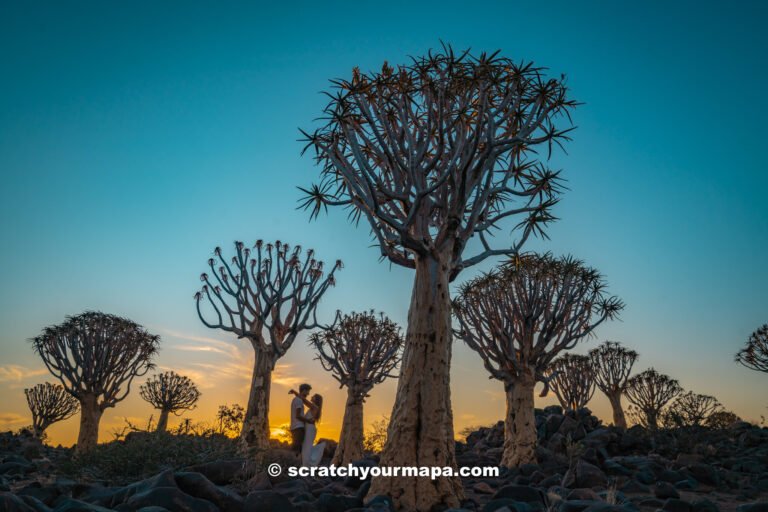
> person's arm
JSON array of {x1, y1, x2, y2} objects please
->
[{"x1": 290, "y1": 390, "x2": 319, "y2": 415}]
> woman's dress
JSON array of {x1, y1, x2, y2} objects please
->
[{"x1": 301, "y1": 410, "x2": 326, "y2": 467}]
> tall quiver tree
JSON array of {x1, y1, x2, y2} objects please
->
[
  {"x1": 301, "y1": 47, "x2": 576, "y2": 510},
  {"x1": 196, "y1": 240, "x2": 341, "y2": 453},
  {"x1": 140, "y1": 371, "x2": 201, "y2": 432},
  {"x1": 544, "y1": 354, "x2": 596, "y2": 411},
  {"x1": 24, "y1": 382, "x2": 79, "y2": 438},
  {"x1": 625, "y1": 368, "x2": 682, "y2": 429},
  {"x1": 588, "y1": 341, "x2": 638, "y2": 428},
  {"x1": 453, "y1": 254, "x2": 623, "y2": 467},
  {"x1": 310, "y1": 310, "x2": 404, "y2": 465},
  {"x1": 735, "y1": 324, "x2": 768, "y2": 373},
  {"x1": 31, "y1": 312, "x2": 159, "y2": 453}
]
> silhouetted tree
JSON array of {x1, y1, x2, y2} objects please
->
[
  {"x1": 735, "y1": 324, "x2": 768, "y2": 373},
  {"x1": 453, "y1": 254, "x2": 623, "y2": 467},
  {"x1": 589, "y1": 341, "x2": 638, "y2": 429},
  {"x1": 31, "y1": 312, "x2": 159, "y2": 453},
  {"x1": 310, "y1": 310, "x2": 403, "y2": 465},
  {"x1": 196, "y1": 240, "x2": 341, "y2": 453},
  {"x1": 706, "y1": 410, "x2": 742, "y2": 429},
  {"x1": 24, "y1": 382, "x2": 79, "y2": 438},
  {"x1": 301, "y1": 45, "x2": 576, "y2": 509},
  {"x1": 140, "y1": 371, "x2": 201, "y2": 432},
  {"x1": 662, "y1": 391, "x2": 722, "y2": 428},
  {"x1": 625, "y1": 368, "x2": 682, "y2": 430},
  {"x1": 545, "y1": 354, "x2": 596, "y2": 411}
]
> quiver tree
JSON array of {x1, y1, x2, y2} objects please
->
[
  {"x1": 453, "y1": 253, "x2": 623, "y2": 468},
  {"x1": 662, "y1": 391, "x2": 722, "y2": 428},
  {"x1": 301, "y1": 45, "x2": 577, "y2": 510},
  {"x1": 735, "y1": 324, "x2": 768, "y2": 373},
  {"x1": 196, "y1": 240, "x2": 341, "y2": 453},
  {"x1": 310, "y1": 310, "x2": 404, "y2": 465},
  {"x1": 30, "y1": 312, "x2": 159, "y2": 453},
  {"x1": 140, "y1": 371, "x2": 201, "y2": 432},
  {"x1": 588, "y1": 341, "x2": 638, "y2": 428},
  {"x1": 544, "y1": 354, "x2": 596, "y2": 411},
  {"x1": 24, "y1": 382, "x2": 79, "y2": 438},
  {"x1": 625, "y1": 368, "x2": 682, "y2": 430}
]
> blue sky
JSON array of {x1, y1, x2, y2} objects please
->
[{"x1": 1, "y1": 1, "x2": 767, "y2": 442}]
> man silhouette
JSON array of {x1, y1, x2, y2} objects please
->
[{"x1": 290, "y1": 383, "x2": 312, "y2": 458}]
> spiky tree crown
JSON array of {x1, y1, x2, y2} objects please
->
[
  {"x1": 24, "y1": 382, "x2": 79, "y2": 432},
  {"x1": 195, "y1": 240, "x2": 342, "y2": 358},
  {"x1": 544, "y1": 353, "x2": 596, "y2": 410},
  {"x1": 301, "y1": 45, "x2": 577, "y2": 278},
  {"x1": 662, "y1": 391, "x2": 722, "y2": 428},
  {"x1": 588, "y1": 341, "x2": 639, "y2": 394},
  {"x1": 310, "y1": 310, "x2": 404, "y2": 396},
  {"x1": 625, "y1": 368, "x2": 682, "y2": 416},
  {"x1": 452, "y1": 253, "x2": 624, "y2": 385},
  {"x1": 735, "y1": 324, "x2": 768, "y2": 373},
  {"x1": 30, "y1": 311, "x2": 159, "y2": 409},
  {"x1": 140, "y1": 371, "x2": 201, "y2": 413}
]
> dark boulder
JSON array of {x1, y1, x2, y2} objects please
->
[{"x1": 243, "y1": 491, "x2": 294, "y2": 512}]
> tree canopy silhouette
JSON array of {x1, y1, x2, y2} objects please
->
[
  {"x1": 625, "y1": 368, "x2": 682, "y2": 430},
  {"x1": 30, "y1": 311, "x2": 159, "y2": 453},
  {"x1": 589, "y1": 341, "x2": 638, "y2": 429},
  {"x1": 735, "y1": 324, "x2": 768, "y2": 373},
  {"x1": 24, "y1": 382, "x2": 79, "y2": 438},
  {"x1": 544, "y1": 354, "x2": 596, "y2": 411},
  {"x1": 140, "y1": 371, "x2": 201, "y2": 432}
]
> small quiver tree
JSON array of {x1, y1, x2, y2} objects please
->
[
  {"x1": 453, "y1": 253, "x2": 623, "y2": 467},
  {"x1": 30, "y1": 312, "x2": 159, "y2": 453},
  {"x1": 588, "y1": 341, "x2": 638, "y2": 429},
  {"x1": 662, "y1": 391, "x2": 722, "y2": 428},
  {"x1": 24, "y1": 382, "x2": 79, "y2": 438},
  {"x1": 624, "y1": 368, "x2": 682, "y2": 430},
  {"x1": 196, "y1": 240, "x2": 341, "y2": 454},
  {"x1": 310, "y1": 310, "x2": 404, "y2": 465},
  {"x1": 140, "y1": 371, "x2": 201, "y2": 432},
  {"x1": 544, "y1": 354, "x2": 596, "y2": 411},
  {"x1": 301, "y1": 46, "x2": 578, "y2": 509},
  {"x1": 735, "y1": 324, "x2": 768, "y2": 373}
]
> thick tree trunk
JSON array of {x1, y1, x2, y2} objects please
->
[
  {"x1": 156, "y1": 409, "x2": 170, "y2": 433},
  {"x1": 333, "y1": 387, "x2": 365, "y2": 465},
  {"x1": 368, "y1": 255, "x2": 463, "y2": 511},
  {"x1": 239, "y1": 347, "x2": 274, "y2": 454},
  {"x1": 646, "y1": 409, "x2": 659, "y2": 430},
  {"x1": 608, "y1": 392, "x2": 627, "y2": 429},
  {"x1": 76, "y1": 394, "x2": 103, "y2": 454},
  {"x1": 501, "y1": 376, "x2": 537, "y2": 467}
]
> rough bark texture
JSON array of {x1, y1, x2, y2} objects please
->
[
  {"x1": 368, "y1": 256, "x2": 463, "y2": 511},
  {"x1": 239, "y1": 347, "x2": 274, "y2": 454},
  {"x1": 608, "y1": 392, "x2": 627, "y2": 429},
  {"x1": 76, "y1": 394, "x2": 102, "y2": 454},
  {"x1": 501, "y1": 377, "x2": 537, "y2": 467},
  {"x1": 156, "y1": 409, "x2": 170, "y2": 433},
  {"x1": 332, "y1": 387, "x2": 365, "y2": 465}
]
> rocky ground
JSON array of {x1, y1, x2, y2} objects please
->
[{"x1": 1, "y1": 407, "x2": 767, "y2": 512}]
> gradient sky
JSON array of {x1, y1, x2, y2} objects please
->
[{"x1": 1, "y1": 1, "x2": 767, "y2": 446}]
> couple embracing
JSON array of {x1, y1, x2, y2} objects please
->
[{"x1": 289, "y1": 383, "x2": 326, "y2": 467}]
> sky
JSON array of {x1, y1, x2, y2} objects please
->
[{"x1": 1, "y1": 1, "x2": 767, "y2": 446}]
